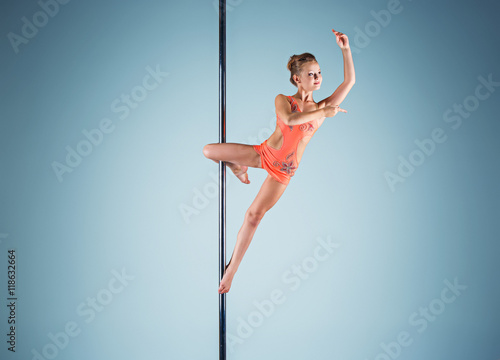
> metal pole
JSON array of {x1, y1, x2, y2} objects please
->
[{"x1": 218, "y1": 0, "x2": 227, "y2": 359}]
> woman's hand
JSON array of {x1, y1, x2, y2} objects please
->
[
  {"x1": 332, "y1": 29, "x2": 350, "y2": 50},
  {"x1": 323, "y1": 105, "x2": 347, "y2": 118}
]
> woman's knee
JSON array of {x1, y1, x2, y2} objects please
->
[{"x1": 245, "y1": 207, "x2": 266, "y2": 227}]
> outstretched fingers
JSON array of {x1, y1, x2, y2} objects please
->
[{"x1": 331, "y1": 29, "x2": 349, "y2": 49}]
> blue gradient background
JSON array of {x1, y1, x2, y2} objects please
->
[{"x1": 1, "y1": 0, "x2": 499, "y2": 359}]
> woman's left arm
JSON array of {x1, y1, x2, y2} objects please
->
[{"x1": 319, "y1": 30, "x2": 356, "y2": 108}]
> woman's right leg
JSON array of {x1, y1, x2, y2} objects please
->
[
  {"x1": 203, "y1": 143, "x2": 262, "y2": 183},
  {"x1": 218, "y1": 174, "x2": 288, "y2": 294}
]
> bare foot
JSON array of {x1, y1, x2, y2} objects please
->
[
  {"x1": 228, "y1": 164, "x2": 250, "y2": 184},
  {"x1": 218, "y1": 269, "x2": 235, "y2": 294}
]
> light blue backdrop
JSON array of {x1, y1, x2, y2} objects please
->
[{"x1": 1, "y1": 0, "x2": 499, "y2": 359}]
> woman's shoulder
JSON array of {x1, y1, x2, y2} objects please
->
[
  {"x1": 274, "y1": 94, "x2": 293, "y2": 107},
  {"x1": 275, "y1": 94, "x2": 291, "y2": 102}
]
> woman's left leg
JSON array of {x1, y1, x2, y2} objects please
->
[
  {"x1": 203, "y1": 143, "x2": 261, "y2": 184},
  {"x1": 218, "y1": 174, "x2": 288, "y2": 294}
]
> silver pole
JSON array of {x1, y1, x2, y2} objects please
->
[{"x1": 218, "y1": 0, "x2": 227, "y2": 359}]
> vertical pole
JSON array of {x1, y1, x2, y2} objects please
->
[{"x1": 218, "y1": 1, "x2": 227, "y2": 360}]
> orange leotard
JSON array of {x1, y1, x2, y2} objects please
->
[{"x1": 253, "y1": 96, "x2": 319, "y2": 185}]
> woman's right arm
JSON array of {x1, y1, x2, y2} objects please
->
[{"x1": 275, "y1": 94, "x2": 345, "y2": 125}]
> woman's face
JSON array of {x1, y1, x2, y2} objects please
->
[{"x1": 295, "y1": 62, "x2": 322, "y2": 91}]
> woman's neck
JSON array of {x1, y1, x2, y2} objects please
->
[{"x1": 294, "y1": 88, "x2": 315, "y2": 103}]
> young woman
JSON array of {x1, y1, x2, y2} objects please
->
[{"x1": 203, "y1": 29, "x2": 355, "y2": 294}]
